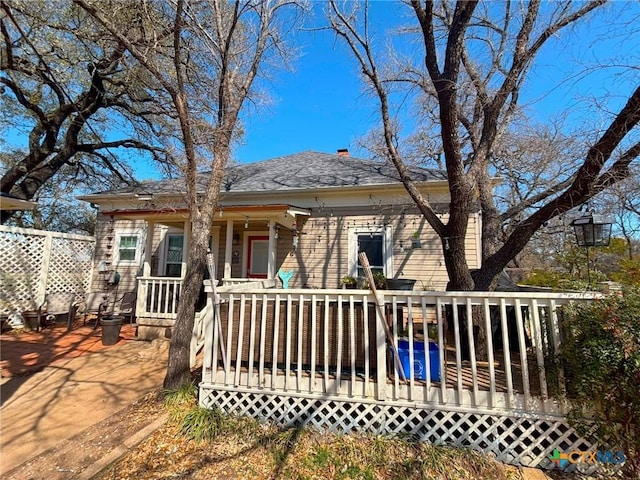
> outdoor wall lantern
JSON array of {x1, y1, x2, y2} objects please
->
[{"x1": 570, "y1": 211, "x2": 613, "y2": 286}]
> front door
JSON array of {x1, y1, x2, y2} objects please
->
[{"x1": 247, "y1": 235, "x2": 269, "y2": 278}]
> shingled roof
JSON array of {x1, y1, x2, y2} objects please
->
[
  {"x1": 92, "y1": 151, "x2": 447, "y2": 196},
  {"x1": 220, "y1": 151, "x2": 446, "y2": 192}
]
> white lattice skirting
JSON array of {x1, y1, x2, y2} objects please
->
[{"x1": 200, "y1": 385, "x2": 596, "y2": 471}]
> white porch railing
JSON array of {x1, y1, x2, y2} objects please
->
[
  {"x1": 199, "y1": 286, "x2": 605, "y2": 469},
  {"x1": 135, "y1": 276, "x2": 183, "y2": 319},
  {"x1": 201, "y1": 287, "x2": 601, "y2": 415}
]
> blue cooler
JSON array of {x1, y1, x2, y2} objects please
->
[{"x1": 396, "y1": 339, "x2": 440, "y2": 382}]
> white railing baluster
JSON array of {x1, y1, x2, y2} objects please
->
[
  {"x1": 271, "y1": 294, "x2": 281, "y2": 389},
  {"x1": 259, "y1": 294, "x2": 267, "y2": 387},
  {"x1": 234, "y1": 294, "x2": 246, "y2": 386},
  {"x1": 466, "y1": 298, "x2": 479, "y2": 406},
  {"x1": 515, "y1": 299, "x2": 531, "y2": 408},
  {"x1": 392, "y1": 295, "x2": 399, "y2": 399},
  {"x1": 530, "y1": 299, "x2": 549, "y2": 404},
  {"x1": 451, "y1": 298, "x2": 463, "y2": 405},
  {"x1": 285, "y1": 294, "x2": 293, "y2": 390},
  {"x1": 207, "y1": 292, "x2": 217, "y2": 384},
  {"x1": 436, "y1": 297, "x2": 447, "y2": 404},
  {"x1": 375, "y1": 293, "x2": 387, "y2": 401},
  {"x1": 483, "y1": 297, "x2": 496, "y2": 408},
  {"x1": 323, "y1": 294, "x2": 330, "y2": 392},
  {"x1": 310, "y1": 294, "x2": 317, "y2": 393},
  {"x1": 225, "y1": 294, "x2": 235, "y2": 386},
  {"x1": 163, "y1": 281, "x2": 170, "y2": 314},
  {"x1": 247, "y1": 294, "x2": 257, "y2": 387},
  {"x1": 421, "y1": 298, "x2": 431, "y2": 392},
  {"x1": 336, "y1": 294, "x2": 343, "y2": 395},
  {"x1": 150, "y1": 281, "x2": 158, "y2": 314},
  {"x1": 363, "y1": 294, "x2": 370, "y2": 398},
  {"x1": 549, "y1": 299, "x2": 566, "y2": 396},
  {"x1": 297, "y1": 294, "x2": 304, "y2": 392},
  {"x1": 499, "y1": 298, "x2": 514, "y2": 409},
  {"x1": 349, "y1": 294, "x2": 356, "y2": 397},
  {"x1": 407, "y1": 299, "x2": 415, "y2": 399}
]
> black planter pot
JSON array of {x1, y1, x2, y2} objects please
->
[
  {"x1": 101, "y1": 315, "x2": 123, "y2": 346},
  {"x1": 22, "y1": 310, "x2": 41, "y2": 331},
  {"x1": 386, "y1": 279, "x2": 417, "y2": 291}
]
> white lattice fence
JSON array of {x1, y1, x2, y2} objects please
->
[
  {"x1": 0, "y1": 226, "x2": 95, "y2": 315},
  {"x1": 199, "y1": 387, "x2": 597, "y2": 471}
]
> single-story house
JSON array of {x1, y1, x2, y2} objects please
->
[
  {"x1": 79, "y1": 152, "x2": 604, "y2": 468},
  {"x1": 79, "y1": 150, "x2": 482, "y2": 339}
]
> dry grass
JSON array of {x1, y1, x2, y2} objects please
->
[
  {"x1": 95, "y1": 422, "x2": 526, "y2": 480},
  {"x1": 94, "y1": 388, "x2": 525, "y2": 480}
]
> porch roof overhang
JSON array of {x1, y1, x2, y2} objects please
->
[
  {"x1": 0, "y1": 193, "x2": 36, "y2": 211},
  {"x1": 101, "y1": 204, "x2": 310, "y2": 230}
]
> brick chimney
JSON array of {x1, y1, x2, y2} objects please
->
[{"x1": 337, "y1": 148, "x2": 349, "y2": 157}]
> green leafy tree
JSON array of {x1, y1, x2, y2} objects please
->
[{"x1": 559, "y1": 290, "x2": 640, "y2": 478}]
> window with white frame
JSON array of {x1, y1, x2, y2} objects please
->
[
  {"x1": 348, "y1": 225, "x2": 393, "y2": 277},
  {"x1": 115, "y1": 232, "x2": 142, "y2": 264},
  {"x1": 164, "y1": 234, "x2": 184, "y2": 277},
  {"x1": 160, "y1": 229, "x2": 220, "y2": 277}
]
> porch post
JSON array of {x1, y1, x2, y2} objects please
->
[
  {"x1": 143, "y1": 221, "x2": 154, "y2": 276},
  {"x1": 224, "y1": 219, "x2": 233, "y2": 279},
  {"x1": 137, "y1": 220, "x2": 154, "y2": 319},
  {"x1": 267, "y1": 220, "x2": 276, "y2": 280}
]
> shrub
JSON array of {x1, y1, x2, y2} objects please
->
[{"x1": 558, "y1": 288, "x2": 640, "y2": 478}]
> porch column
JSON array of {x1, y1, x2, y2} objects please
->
[
  {"x1": 137, "y1": 220, "x2": 155, "y2": 319},
  {"x1": 182, "y1": 220, "x2": 191, "y2": 278},
  {"x1": 224, "y1": 219, "x2": 234, "y2": 279},
  {"x1": 143, "y1": 221, "x2": 154, "y2": 276},
  {"x1": 267, "y1": 220, "x2": 276, "y2": 280}
]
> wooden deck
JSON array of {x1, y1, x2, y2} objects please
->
[{"x1": 198, "y1": 286, "x2": 601, "y2": 470}]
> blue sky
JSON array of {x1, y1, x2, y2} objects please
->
[
  {"x1": 232, "y1": 1, "x2": 408, "y2": 166},
  {"x1": 3, "y1": 1, "x2": 638, "y2": 182},
  {"x1": 229, "y1": 1, "x2": 639, "y2": 170}
]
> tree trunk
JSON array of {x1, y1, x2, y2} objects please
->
[
  {"x1": 442, "y1": 229, "x2": 489, "y2": 361},
  {"x1": 163, "y1": 214, "x2": 210, "y2": 390}
]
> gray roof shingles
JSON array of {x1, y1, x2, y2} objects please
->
[{"x1": 94, "y1": 151, "x2": 446, "y2": 196}]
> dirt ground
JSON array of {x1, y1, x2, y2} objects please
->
[{"x1": 3, "y1": 392, "x2": 164, "y2": 480}]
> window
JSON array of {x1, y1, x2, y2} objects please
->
[
  {"x1": 164, "y1": 234, "x2": 184, "y2": 277},
  {"x1": 357, "y1": 234, "x2": 384, "y2": 276},
  {"x1": 160, "y1": 229, "x2": 220, "y2": 278},
  {"x1": 348, "y1": 226, "x2": 393, "y2": 278},
  {"x1": 116, "y1": 233, "x2": 141, "y2": 264}
]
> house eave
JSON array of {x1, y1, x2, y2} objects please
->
[
  {"x1": 101, "y1": 204, "x2": 310, "y2": 229},
  {"x1": 78, "y1": 178, "x2": 451, "y2": 205},
  {"x1": 0, "y1": 195, "x2": 37, "y2": 211}
]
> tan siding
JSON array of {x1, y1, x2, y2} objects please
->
[
  {"x1": 95, "y1": 208, "x2": 481, "y2": 293},
  {"x1": 277, "y1": 209, "x2": 480, "y2": 290},
  {"x1": 90, "y1": 215, "x2": 146, "y2": 297}
]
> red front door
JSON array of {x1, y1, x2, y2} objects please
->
[{"x1": 247, "y1": 236, "x2": 269, "y2": 278}]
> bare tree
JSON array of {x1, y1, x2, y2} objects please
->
[
  {"x1": 0, "y1": 0, "x2": 171, "y2": 225},
  {"x1": 328, "y1": 0, "x2": 640, "y2": 292},
  {"x1": 595, "y1": 169, "x2": 640, "y2": 260},
  {"x1": 75, "y1": 0, "x2": 303, "y2": 389}
]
